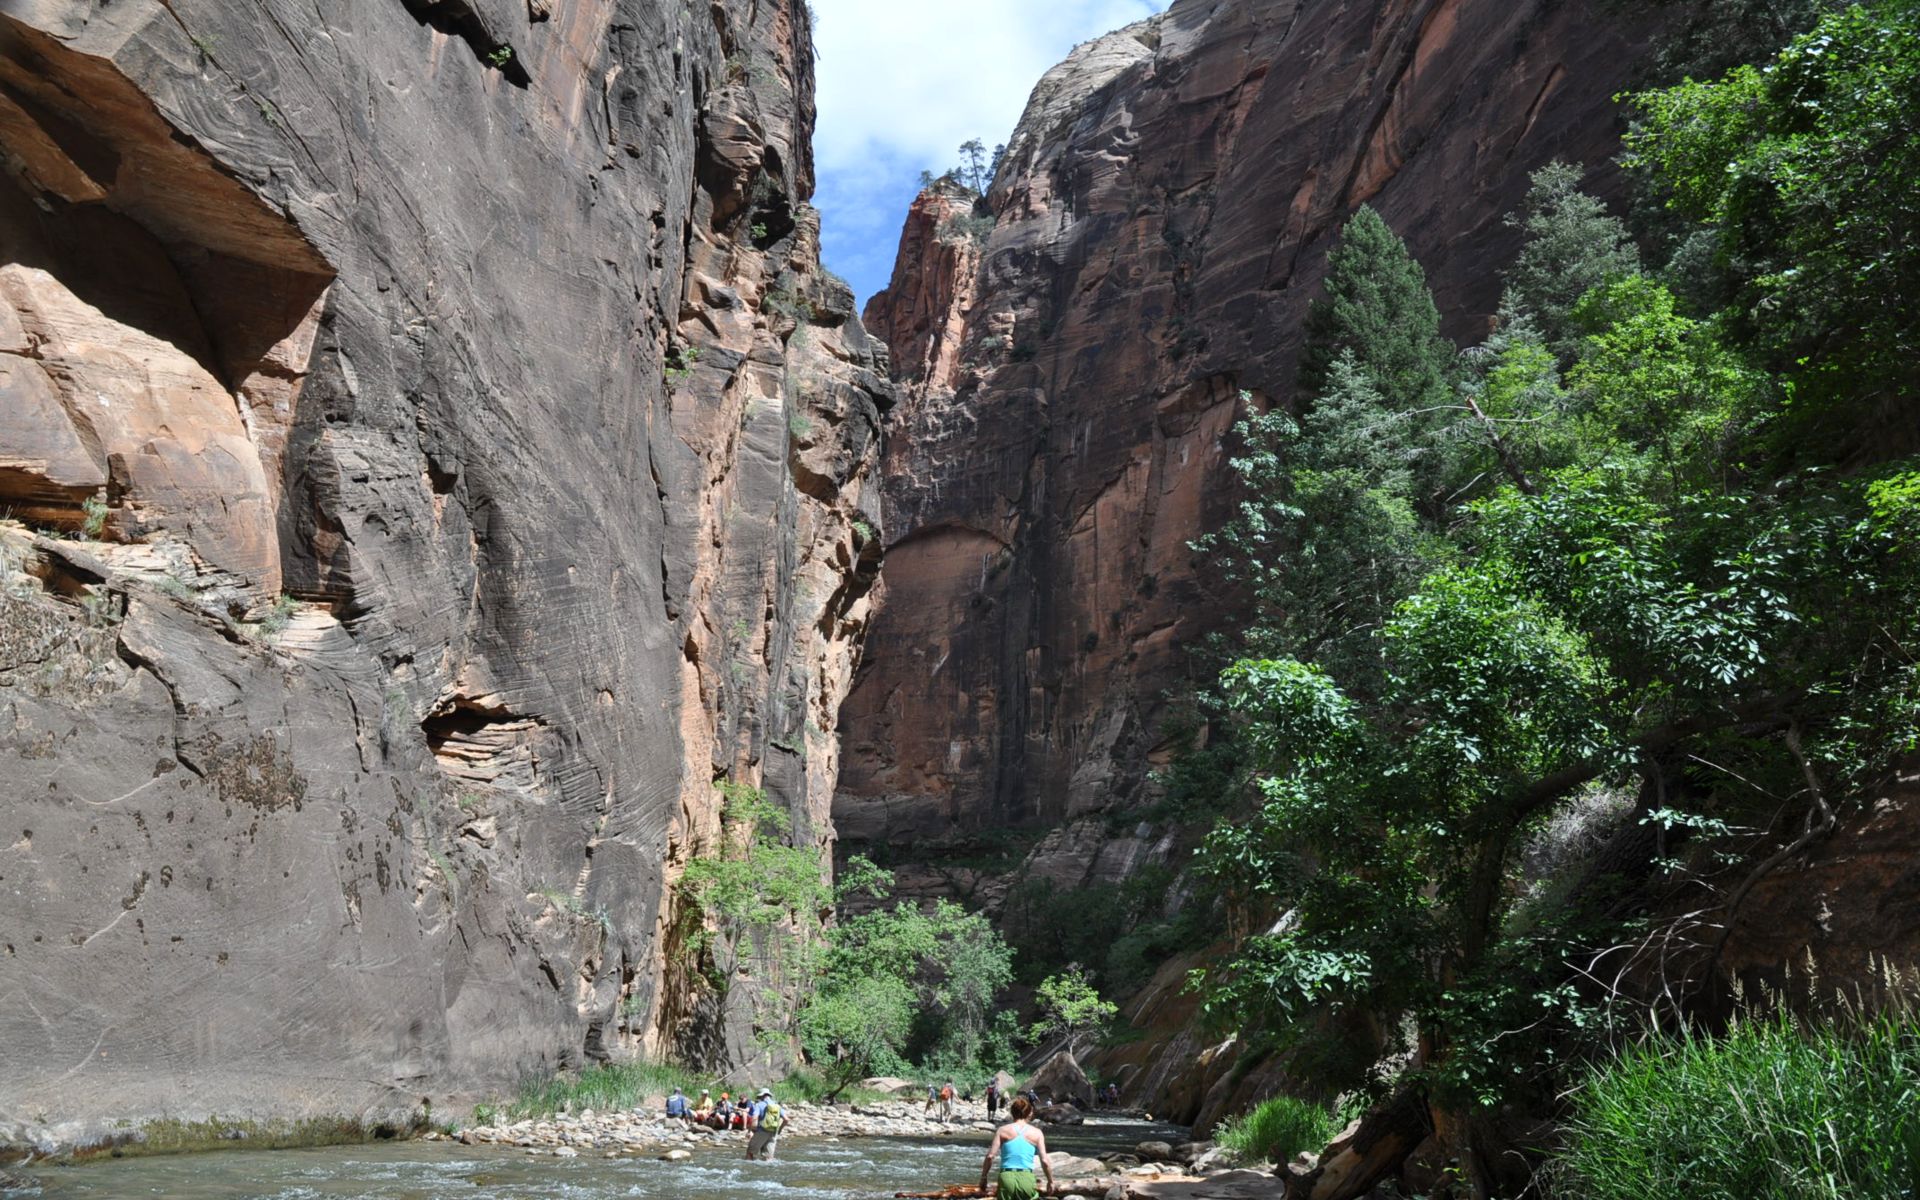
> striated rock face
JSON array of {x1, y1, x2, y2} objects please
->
[
  {"x1": 0, "y1": 0, "x2": 886, "y2": 1152},
  {"x1": 838, "y1": 0, "x2": 1653, "y2": 857}
]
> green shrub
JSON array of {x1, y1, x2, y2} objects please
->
[
  {"x1": 771, "y1": 1065, "x2": 890, "y2": 1107},
  {"x1": 665, "y1": 344, "x2": 702, "y2": 384},
  {"x1": 1556, "y1": 1010, "x2": 1920, "y2": 1200},
  {"x1": 79, "y1": 491, "x2": 109, "y2": 540},
  {"x1": 1213, "y1": 1095, "x2": 1335, "y2": 1164},
  {"x1": 257, "y1": 594, "x2": 297, "y2": 640},
  {"x1": 504, "y1": 1061, "x2": 692, "y2": 1121}
]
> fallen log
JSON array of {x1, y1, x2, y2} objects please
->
[{"x1": 894, "y1": 1181, "x2": 1120, "y2": 1198}]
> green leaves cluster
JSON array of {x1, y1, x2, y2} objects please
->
[
  {"x1": 1191, "y1": 9, "x2": 1920, "y2": 1146},
  {"x1": 1625, "y1": 0, "x2": 1920, "y2": 434},
  {"x1": 679, "y1": 784, "x2": 829, "y2": 945},
  {"x1": 676, "y1": 782, "x2": 830, "y2": 999},
  {"x1": 798, "y1": 861, "x2": 1016, "y2": 1096},
  {"x1": 1027, "y1": 965, "x2": 1118, "y2": 1058}
]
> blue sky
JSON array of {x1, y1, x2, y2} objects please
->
[{"x1": 811, "y1": 0, "x2": 1173, "y2": 311}]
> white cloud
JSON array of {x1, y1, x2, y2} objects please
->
[{"x1": 809, "y1": 0, "x2": 1171, "y2": 308}]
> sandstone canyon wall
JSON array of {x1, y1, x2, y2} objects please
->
[
  {"x1": 0, "y1": 0, "x2": 887, "y2": 1153},
  {"x1": 840, "y1": 0, "x2": 1653, "y2": 877},
  {"x1": 847, "y1": 0, "x2": 1920, "y2": 1134}
]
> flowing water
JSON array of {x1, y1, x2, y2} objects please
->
[{"x1": 4, "y1": 1118, "x2": 1188, "y2": 1199}]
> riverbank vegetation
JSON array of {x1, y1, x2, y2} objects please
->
[
  {"x1": 480, "y1": 1060, "x2": 896, "y2": 1124},
  {"x1": 1556, "y1": 1005, "x2": 1920, "y2": 1200},
  {"x1": 667, "y1": 783, "x2": 1034, "y2": 1098},
  {"x1": 1181, "y1": 1, "x2": 1920, "y2": 1192},
  {"x1": 798, "y1": 867, "x2": 1018, "y2": 1095},
  {"x1": 1213, "y1": 1095, "x2": 1337, "y2": 1167}
]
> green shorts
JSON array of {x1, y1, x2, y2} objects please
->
[{"x1": 996, "y1": 1168, "x2": 1039, "y2": 1200}]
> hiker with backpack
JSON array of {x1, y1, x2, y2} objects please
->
[
  {"x1": 746, "y1": 1088, "x2": 784, "y2": 1160},
  {"x1": 939, "y1": 1081, "x2": 956, "y2": 1123}
]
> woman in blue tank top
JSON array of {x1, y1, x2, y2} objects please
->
[{"x1": 978, "y1": 1097, "x2": 1053, "y2": 1199}]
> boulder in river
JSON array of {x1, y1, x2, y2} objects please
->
[
  {"x1": 1050, "y1": 1152, "x2": 1109, "y2": 1176},
  {"x1": 1035, "y1": 1103, "x2": 1085, "y2": 1126},
  {"x1": 860, "y1": 1076, "x2": 923, "y2": 1097},
  {"x1": 1023, "y1": 1050, "x2": 1094, "y2": 1107},
  {"x1": 1135, "y1": 1140, "x2": 1175, "y2": 1161}
]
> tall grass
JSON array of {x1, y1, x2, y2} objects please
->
[
  {"x1": 501, "y1": 1061, "x2": 695, "y2": 1121},
  {"x1": 483, "y1": 1060, "x2": 892, "y2": 1124},
  {"x1": 1556, "y1": 1010, "x2": 1920, "y2": 1199},
  {"x1": 1213, "y1": 1095, "x2": 1336, "y2": 1164}
]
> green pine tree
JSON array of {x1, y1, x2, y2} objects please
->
[
  {"x1": 1501, "y1": 162, "x2": 1641, "y2": 359},
  {"x1": 1297, "y1": 206, "x2": 1456, "y2": 413}
]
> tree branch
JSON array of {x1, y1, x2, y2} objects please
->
[
  {"x1": 1704, "y1": 721, "x2": 1837, "y2": 971},
  {"x1": 1462, "y1": 395, "x2": 1538, "y2": 496}
]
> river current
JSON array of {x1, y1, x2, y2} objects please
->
[{"x1": 4, "y1": 1117, "x2": 1187, "y2": 1199}]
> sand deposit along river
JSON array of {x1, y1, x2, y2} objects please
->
[{"x1": 4, "y1": 1118, "x2": 1189, "y2": 1199}]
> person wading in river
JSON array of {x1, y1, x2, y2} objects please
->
[
  {"x1": 745, "y1": 1088, "x2": 784, "y2": 1161},
  {"x1": 978, "y1": 1097, "x2": 1053, "y2": 1200}
]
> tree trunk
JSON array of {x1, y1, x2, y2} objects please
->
[
  {"x1": 1428, "y1": 1101, "x2": 1492, "y2": 1200},
  {"x1": 1290, "y1": 1087, "x2": 1430, "y2": 1200}
]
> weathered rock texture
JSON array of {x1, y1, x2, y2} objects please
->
[
  {"x1": 0, "y1": 0, "x2": 887, "y2": 1153},
  {"x1": 839, "y1": 0, "x2": 1656, "y2": 861}
]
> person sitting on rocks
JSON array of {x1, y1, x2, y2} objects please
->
[
  {"x1": 692, "y1": 1089, "x2": 714, "y2": 1123},
  {"x1": 712, "y1": 1095, "x2": 735, "y2": 1130},
  {"x1": 979, "y1": 1097, "x2": 1053, "y2": 1200},
  {"x1": 665, "y1": 1088, "x2": 690, "y2": 1122}
]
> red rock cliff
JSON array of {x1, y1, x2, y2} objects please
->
[{"x1": 839, "y1": 0, "x2": 1653, "y2": 860}]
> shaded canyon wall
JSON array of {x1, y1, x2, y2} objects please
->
[
  {"x1": 840, "y1": 0, "x2": 1652, "y2": 871},
  {"x1": 0, "y1": 0, "x2": 887, "y2": 1152},
  {"x1": 845, "y1": 0, "x2": 1920, "y2": 1132}
]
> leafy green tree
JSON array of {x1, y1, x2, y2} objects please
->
[
  {"x1": 1624, "y1": 2, "x2": 1920, "y2": 432},
  {"x1": 798, "y1": 865, "x2": 1014, "y2": 1095},
  {"x1": 677, "y1": 782, "x2": 830, "y2": 991},
  {"x1": 1199, "y1": 460, "x2": 1920, "y2": 1187},
  {"x1": 1565, "y1": 277, "x2": 1764, "y2": 492},
  {"x1": 798, "y1": 973, "x2": 915, "y2": 1097},
  {"x1": 1298, "y1": 206, "x2": 1457, "y2": 417},
  {"x1": 1028, "y1": 965, "x2": 1118, "y2": 1058},
  {"x1": 1189, "y1": 13, "x2": 1920, "y2": 1196},
  {"x1": 1199, "y1": 353, "x2": 1441, "y2": 691},
  {"x1": 1501, "y1": 162, "x2": 1641, "y2": 358}
]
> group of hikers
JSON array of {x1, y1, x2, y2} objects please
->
[
  {"x1": 658, "y1": 1076, "x2": 1120, "y2": 1186},
  {"x1": 663, "y1": 1086, "x2": 785, "y2": 1160}
]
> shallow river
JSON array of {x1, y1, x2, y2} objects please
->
[{"x1": 5, "y1": 1118, "x2": 1187, "y2": 1199}]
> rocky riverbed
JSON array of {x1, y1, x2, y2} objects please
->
[
  {"x1": 6, "y1": 1116, "x2": 1284, "y2": 1200},
  {"x1": 443, "y1": 1101, "x2": 1255, "y2": 1195}
]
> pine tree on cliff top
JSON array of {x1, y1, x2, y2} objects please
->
[{"x1": 1298, "y1": 205, "x2": 1455, "y2": 412}]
